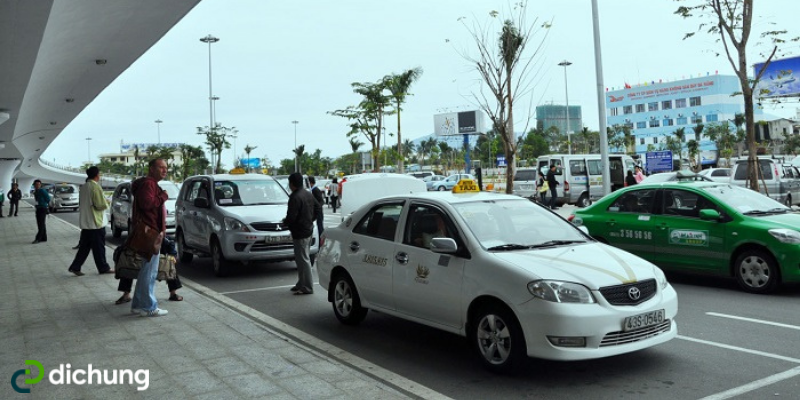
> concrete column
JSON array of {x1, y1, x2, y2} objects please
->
[
  {"x1": 17, "y1": 177, "x2": 35, "y2": 198},
  {"x1": 0, "y1": 159, "x2": 21, "y2": 195}
]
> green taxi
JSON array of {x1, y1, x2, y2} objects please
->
[{"x1": 569, "y1": 178, "x2": 800, "y2": 294}]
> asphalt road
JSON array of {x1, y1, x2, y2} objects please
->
[{"x1": 50, "y1": 201, "x2": 800, "y2": 400}]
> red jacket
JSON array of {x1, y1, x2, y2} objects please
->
[{"x1": 131, "y1": 177, "x2": 167, "y2": 232}]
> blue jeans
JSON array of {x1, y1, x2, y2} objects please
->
[{"x1": 132, "y1": 253, "x2": 159, "y2": 312}]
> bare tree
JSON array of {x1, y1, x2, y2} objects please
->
[
  {"x1": 458, "y1": 2, "x2": 551, "y2": 193},
  {"x1": 676, "y1": 0, "x2": 797, "y2": 190}
]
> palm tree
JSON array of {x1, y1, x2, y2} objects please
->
[
  {"x1": 293, "y1": 145, "x2": 306, "y2": 174},
  {"x1": 348, "y1": 137, "x2": 363, "y2": 174},
  {"x1": 692, "y1": 124, "x2": 704, "y2": 169},
  {"x1": 383, "y1": 67, "x2": 423, "y2": 174},
  {"x1": 673, "y1": 127, "x2": 686, "y2": 168},
  {"x1": 402, "y1": 138, "x2": 416, "y2": 162},
  {"x1": 580, "y1": 127, "x2": 592, "y2": 153},
  {"x1": 438, "y1": 141, "x2": 452, "y2": 172},
  {"x1": 243, "y1": 144, "x2": 258, "y2": 172}
]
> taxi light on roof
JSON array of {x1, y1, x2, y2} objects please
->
[
  {"x1": 452, "y1": 179, "x2": 480, "y2": 193},
  {"x1": 229, "y1": 167, "x2": 247, "y2": 174}
]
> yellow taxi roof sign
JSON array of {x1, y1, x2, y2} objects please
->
[
  {"x1": 452, "y1": 179, "x2": 480, "y2": 193},
  {"x1": 229, "y1": 167, "x2": 246, "y2": 174}
]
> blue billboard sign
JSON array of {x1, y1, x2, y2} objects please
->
[
  {"x1": 646, "y1": 151, "x2": 673, "y2": 173},
  {"x1": 239, "y1": 158, "x2": 261, "y2": 168},
  {"x1": 754, "y1": 55, "x2": 800, "y2": 98}
]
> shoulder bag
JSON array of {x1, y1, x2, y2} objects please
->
[
  {"x1": 114, "y1": 245, "x2": 147, "y2": 280},
  {"x1": 156, "y1": 255, "x2": 177, "y2": 281},
  {"x1": 127, "y1": 220, "x2": 163, "y2": 256}
]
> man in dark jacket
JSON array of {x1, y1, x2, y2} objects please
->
[
  {"x1": 308, "y1": 176, "x2": 324, "y2": 236},
  {"x1": 285, "y1": 172, "x2": 316, "y2": 295},
  {"x1": 8, "y1": 182, "x2": 22, "y2": 217},
  {"x1": 546, "y1": 164, "x2": 560, "y2": 210}
]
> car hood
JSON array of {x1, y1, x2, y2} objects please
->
[
  {"x1": 490, "y1": 242, "x2": 657, "y2": 289},
  {"x1": 220, "y1": 204, "x2": 287, "y2": 223},
  {"x1": 753, "y1": 212, "x2": 800, "y2": 229}
]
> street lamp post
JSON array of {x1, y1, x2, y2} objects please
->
[
  {"x1": 230, "y1": 131, "x2": 237, "y2": 167},
  {"x1": 200, "y1": 34, "x2": 219, "y2": 171},
  {"x1": 155, "y1": 119, "x2": 162, "y2": 144},
  {"x1": 85, "y1": 137, "x2": 92, "y2": 164},
  {"x1": 559, "y1": 60, "x2": 573, "y2": 155},
  {"x1": 292, "y1": 120, "x2": 299, "y2": 172}
]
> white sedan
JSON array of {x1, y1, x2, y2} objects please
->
[{"x1": 316, "y1": 189, "x2": 678, "y2": 372}]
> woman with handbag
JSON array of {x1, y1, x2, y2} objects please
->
[
  {"x1": 536, "y1": 171, "x2": 548, "y2": 205},
  {"x1": 127, "y1": 159, "x2": 170, "y2": 317}
]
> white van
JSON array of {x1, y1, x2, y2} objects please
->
[
  {"x1": 730, "y1": 158, "x2": 800, "y2": 206},
  {"x1": 537, "y1": 154, "x2": 635, "y2": 207}
]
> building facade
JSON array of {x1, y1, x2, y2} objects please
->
[
  {"x1": 536, "y1": 104, "x2": 582, "y2": 134},
  {"x1": 605, "y1": 74, "x2": 763, "y2": 165}
]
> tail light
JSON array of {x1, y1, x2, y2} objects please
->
[
  {"x1": 567, "y1": 214, "x2": 575, "y2": 222},
  {"x1": 319, "y1": 233, "x2": 326, "y2": 248},
  {"x1": 564, "y1": 180, "x2": 570, "y2": 192}
]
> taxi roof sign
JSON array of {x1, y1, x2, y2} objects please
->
[
  {"x1": 452, "y1": 179, "x2": 480, "y2": 193},
  {"x1": 229, "y1": 167, "x2": 246, "y2": 174}
]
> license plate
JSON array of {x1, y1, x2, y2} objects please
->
[
  {"x1": 623, "y1": 309, "x2": 665, "y2": 332},
  {"x1": 266, "y1": 234, "x2": 291, "y2": 244}
]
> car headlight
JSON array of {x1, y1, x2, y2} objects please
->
[
  {"x1": 768, "y1": 229, "x2": 800, "y2": 244},
  {"x1": 653, "y1": 266, "x2": 669, "y2": 290},
  {"x1": 528, "y1": 280, "x2": 596, "y2": 303},
  {"x1": 223, "y1": 217, "x2": 250, "y2": 232}
]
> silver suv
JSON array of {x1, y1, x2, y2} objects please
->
[
  {"x1": 175, "y1": 173, "x2": 318, "y2": 276},
  {"x1": 110, "y1": 180, "x2": 180, "y2": 238},
  {"x1": 49, "y1": 183, "x2": 80, "y2": 212}
]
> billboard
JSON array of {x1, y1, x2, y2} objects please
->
[
  {"x1": 433, "y1": 110, "x2": 485, "y2": 136},
  {"x1": 121, "y1": 142, "x2": 182, "y2": 152},
  {"x1": 754, "y1": 55, "x2": 800, "y2": 98},
  {"x1": 239, "y1": 158, "x2": 261, "y2": 168}
]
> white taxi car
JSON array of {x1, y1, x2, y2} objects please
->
[{"x1": 316, "y1": 181, "x2": 678, "y2": 372}]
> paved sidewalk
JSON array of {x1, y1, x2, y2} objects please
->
[{"x1": 0, "y1": 204, "x2": 435, "y2": 399}]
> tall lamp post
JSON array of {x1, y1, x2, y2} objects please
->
[
  {"x1": 85, "y1": 137, "x2": 92, "y2": 164},
  {"x1": 200, "y1": 34, "x2": 219, "y2": 171},
  {"x1": 155, "y1": 119, "x2": 163, "y2": 144},
  {"x1": 559, "y1": 60, "x2": 573, "y2": 154},
  {"x1": 291, "y1": 120, "x2": 299, "y2": 172}
]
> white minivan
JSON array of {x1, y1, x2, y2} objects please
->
[
  {"x1": 537, "y1": 154, "x2": 635, "y2": 207},
  {"x1": 730, "y1": 158, "x2": 800, "y2": 207}
]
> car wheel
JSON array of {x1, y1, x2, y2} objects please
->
[
  {"x1": 331, "y1": 272, "x2": 367, "y2": 325},
  {"x1": 471, "y1": 304, "x2": 526, "y2": 373},
  {"x1": 211, "y1": 238, "x2": 228, "y2": 276},
  {"x1": 177, "y1": 231, "x2": 193, "y2": 263},
  {"x1": 734, "y1": 249, "x2": 779, "y2": 294},
  {"x1": 437, "y1": 185, "x2": 446, "y2": 191},
  {"x1": 111, "y1": 216, "x2": 122, "y2": 238},
  {"x1": 577, "y1": 193, "x2": 592, "y2": 208}
]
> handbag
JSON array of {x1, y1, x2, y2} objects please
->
[
  {"x1": 127, "y1": 220, "x2": 163, "y2": 256},
  {"x1": 156, "y1": 255, "x2": 177, "y2": 281},
  {"x1": 538, "y1": 181, "x2": 549, "y2": 193},
  {"x1": 114, "y1": 245, "x2": 146, "y2": 280}
]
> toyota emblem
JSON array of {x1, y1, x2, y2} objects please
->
[{"x1": 628, "y1": 286, "x2": 641, "y2": 300}]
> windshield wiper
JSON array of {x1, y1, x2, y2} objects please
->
[
  {"x1": 487, "y1": 244, "x2": 531, "y2": 251},
  {"x1": 529, "y1": 240, "x2": 586, "y2": 249},
  {"x1": 743, "y1": 208, "x2": 789, "y2": 216}
]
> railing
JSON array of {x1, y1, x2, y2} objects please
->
[{"x1": 38, "y1": 158, "x2": 134, "y2": 187}]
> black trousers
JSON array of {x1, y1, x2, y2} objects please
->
[
  {"x1": 117, "y1": 273, "x2": 182, "y2": 293},
  {"x1": 9, "y1": 200, "x2": 19, "y2": 216},
  {"x1": 330, "y1": 195, "x2": 338, "y2": 213},
  {"x1": 549, "y1": 186, "x2": 558, "y2": 209},
  {"x1": 35, "y1": 207, "x2": 48, "y2": 241},
  {"x1": 68, "y1": 228, "x2": 112, "y2": 273}
]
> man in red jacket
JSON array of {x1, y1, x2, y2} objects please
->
[{"x1": 130, "y1": 159, "x2": 169, "y2": 317}]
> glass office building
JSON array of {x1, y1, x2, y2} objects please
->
[{"x1": 536, "y1": 104, "x2": 582, "y2": 135}]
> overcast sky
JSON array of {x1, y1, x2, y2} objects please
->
[{"x1": 47, "y1": 0, "x2": 799, "y2": 168}]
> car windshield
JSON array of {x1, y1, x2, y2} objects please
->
[
  {"x1": 158, "y1": 182, "x2": 180, "y2": 199},
  {"x1": 452, "y1": 199, "x2": 587, "y2": 250},
  {"x1": 702, "y1": 184, "x2": 789, "y2": 214},
  {"x1": 55, "y1": 186, "x2": 75, "y2": 194},
  {"x1": 213, "y1": 179, "x2": 288, "y2": 206}
]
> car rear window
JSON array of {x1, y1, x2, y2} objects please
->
[
  {"x1": 514, "y1": 170, "x2": 536, "y2": 181},
  {"x1": 733, "y1": 160, "x2": 773, "y2": 180}
]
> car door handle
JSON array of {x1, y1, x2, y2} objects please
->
[
  {"x1": 349, "y1": 242, "x2": 360, "y2": 252},
  {"x1": 395, "y1": 252, "x2": 409, "y2": 264}
]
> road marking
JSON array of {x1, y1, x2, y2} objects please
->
[
  {"x1": 698, "y1": 366, "x2": 800, "y2": 400},
  {"x1": 706, "y1": 312, "x2": 800, "y2": 331},
  {"x1": 219, "y1": 283, "x2": 318, "y2": 295},
  {"x1": 677, "y1": 335, "x2": 800, "y2": 364}
]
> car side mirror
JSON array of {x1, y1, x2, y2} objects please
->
[
  {"x1": 194, "y1": 197, "x2": 210, "y2": 208},
  {"x1": 429, "y1": 238, "x2": 458, "y2": 254},
  {"x1": 699, "y1": 209, "x2": 720, "y2": 221},
  {"x1": 119, "y1": 194, "x2": 129, "y2": 201}
]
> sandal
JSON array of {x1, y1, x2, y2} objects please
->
[
  {"x1": 169, "y1": 294, "x2": 183, "y2": 301},
  {"x1": 115, "y1": 294, "x2": 131, "y2": 305}
]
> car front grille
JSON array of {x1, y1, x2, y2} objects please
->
[
  {"x1": 599, "y1": 279, "x2": 657, "y2": 306},
  {"x1": 251, "y1": 222, "x2": 288, "y2": 232},
  {"x1": 600, "y1": 320, "x2": 672, "y2": 347},
  {"x1": 250, "y1": 242, "x2": 294, "y2": 251}
]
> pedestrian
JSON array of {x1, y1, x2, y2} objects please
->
[
  {"x1": 115, "y1": 235, "x2": 184, "y2": 305},
  {"x1": 130, "y1": 158, "x2": 169, "y2": 317},
  {"x1": 329, "y1": 177, "x2": 339, "y2": 213},
  {"x1": 8, "y1": 182, "x2": 22, "y2": 217},
  {"x1": 536, "y1": 171, "x2": 548, "y2": 205},
  {"x1": 32, "y1": 180, "x2": 50, "y2": 243},
  {"x1": 285, "y1": 172, "x2": 315, "y2": 295},
  {"x1": 546, "y1": 164, "x2": 560, "y2": 210},
  {"x1": 67, "y1": 166, "x2": 114, "y2": 276},
  {"x1": 625, "y1": 170, "x2": 637, "y2": 187},
  {"x1": 634, "y1": 166, "x2": 646, "y2": 183},
  {"x1": 0, "y1": 186, "x2": 5, "y2": 218},
  {"x1": 308, "y1": 176, "x2": 324, "y2": 237}
]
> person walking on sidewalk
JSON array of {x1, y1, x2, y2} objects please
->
[
  {"x1": 308, "y1": 175, "x2": 324, "y2": 237},
  {"x1": 329, "y1": 177, "x2": 339, "y2": 213},
  {"x1": 546, "y1": 164, "x2": 560, "y2": 210},
  {"x1": 285, "y1": 172, "x2": 315, "y2": 295},
  {"x1": 32, "y1": 180, "x2": 50, "y2": 243},
  {"x1": 8, "y1": 182, "x2": 22, "y2": 217},
  {"x1": 67, "y1": 166, "x2": 114, "y2": 276},
  {"x1": 0, "y1": 186, "x2": 5, "y2": 218},
  {"x1": 130, "y1": 159, "x2": 169, "y2": 317}
]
